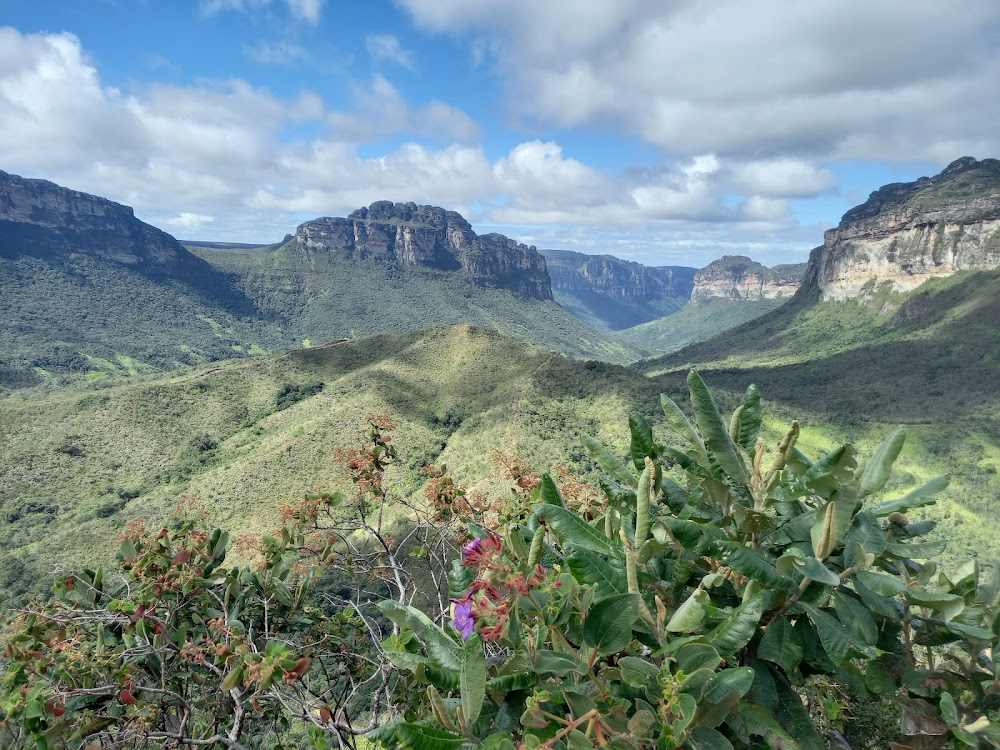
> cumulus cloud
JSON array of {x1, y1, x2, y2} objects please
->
[
  {"x1": 397, "y1": 0, "x2": 1000, "y2": 162},
  {"x1": 327, "y1": 75, "x2": 480, "y2": 143},
  {"x1": 366, "y1": 34, "x2": 415, "y2": 70},
  {"x1": 0, "y1": 26, "x2": 823, "y2": 264}
]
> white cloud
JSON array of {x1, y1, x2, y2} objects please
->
[
  {"x1": 397, "y1": 0, "x2": 1000, "y2": 162},
  {"x1": 365, "y1": 34, "x2": 415, "y2": 70},
  {"x1": 200, "y1": 0, "x2": 324, "y2": 24},
  {"x1": 243, "y1": 40, "x2": 307, "y2": 64},
  {"x1": 0, "y1": 27, "x2": 825, "y2": 265},
  {"x1": 328, "y1": 75, "x2": 480, "y2": 143}
]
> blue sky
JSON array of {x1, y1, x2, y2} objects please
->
[{"x1": 1, "y1": 1, "x2": 997, "y2": 267}]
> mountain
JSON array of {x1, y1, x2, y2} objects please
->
[
  {"x1": 691, "y1": 255, "x2": 805, "y2": 301},
  {"x1": 635, "y1": 161, "x2": 1000, "y2": 564},
  {"x1": 812, "y1": 156, "x2": 1000, "y2": 300},
  {"x1": 540, "y1": 248, "x2": 695, "y2": 330},
  {"x1": 0, "y1": 172, "x2": 637, "y2": 390},
  {"x1": 290, "y1": 201, "x2": 553, "y2": 300},
  {"x1": 616, "y1": 256, "x2": 805, "y2": 355}
]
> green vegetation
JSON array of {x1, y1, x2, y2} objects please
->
[
  {"x1": 640, "y1": 270, "x2": 1000, "y2": 567},
  {"x1": 0, "y1": 244, "x2": 637, "y2": 391},
  {"x1": 5, "y1": 377, "x2": 1000, "y2": 749},
  {"x1": 619, "y1": 298, "x2": 788, "y2": 355},
  {"x1": 0, "y1": 326, "x2": 659, "y2": 594}
]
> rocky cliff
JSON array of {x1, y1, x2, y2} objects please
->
[
  {"x1": 810, "y1": 157, "x2": 1000, "y2": 300},
  {"x1": 289, "y1": 201, "x2": 553, "y2": 300},
  {"x1": 539, "y1": 248, "x2": 695, "y2": 330},
  {"x1": 543, "y1": 248, "x2": 694, "y2": 299},
  {"x1": 0, "y1": 169, "x2": 198, "y2": 272},
  {"x1": 691, "y1": 256, "x2": 805, "y2": 302}
]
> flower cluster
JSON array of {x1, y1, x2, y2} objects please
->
[{"x1": 451, "y1": 533, "x2": 554, "y2": 641}]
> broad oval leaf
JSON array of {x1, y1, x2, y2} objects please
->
[
  {"x1": 703, "y1": 666, "x2": 755, "y2": 704},
  {"x1": 583, "y1": 593, "x2": 640, "y2": 655},
  {"x1": 859, "y1": 426, "x2": 905, "y2": 499},
  {"x1": 460, "y1": 634, "x2": 486, "y2": 728},
  {"x1": 758, "y1": 617, "x2": 803, "y2": 672},
  {"x1": 582, "y1": 433, "x2": 638, "y2": 488},
  {"x1": 378, "y1": 601, "x2": 462, "y2": 672}
]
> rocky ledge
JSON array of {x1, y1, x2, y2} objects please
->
[
  {"x1": 288, "y1": 201, "x2": 553, "y2": 300},
  {"x1": 542, "y1": 248, "x2": 695, "y2": 300},
  {"x1": 691, "y1": 256, "x2": 805, "y2": 302},
  {"x1": 810, "y1": 157, "x2": 1000, "y2": 300},
  {"x1": 0, "y1": 169, "x2": 194, "y2": 270}
]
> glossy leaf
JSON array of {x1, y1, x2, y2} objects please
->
[
  {"x1": 583, "y1": 593, "x2": 640, "y2": 655},
  {"x1": 758, "y1": 617, "x2": 803, "y2": 672}
]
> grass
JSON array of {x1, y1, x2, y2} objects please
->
[{"x1": 618, "y1": 298, "x2": 787, "y2": 355}]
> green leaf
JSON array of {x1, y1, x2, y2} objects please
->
[
  {"x1": 619, "y1": 656, "x2": 659, "y2": 688},
  {"x1": 565, "y1": 546, "x2": 627, "y2": 596},
  {"x1": 871, "y1": 475, "x2": 949, "y2": 516},
  {"x1": 660, "y1": 393, "x2": 708, "y2": 458},
  {"x1": 769, "y1": 664, "x2": 826, "y2": 750},
  {"x1": 385, "y1": 722, "x2": 466, "y2": 750},
  {"x1": 378, "y1": 601, "x2": 462, "y2": 672},
  {"x1": 703, "y1": 667, "x2": 755, "y2": 703},
  {"x1": 855, "y1": 570, "x2": 906, "y2": 596},
  {"x1": 629, "y1": 413, "x2": 657, "y2": 471},
  {"x1": 832, "y1": 591, "x2": 878, "y2": 647},
  {"x1": 667, "y1": 591, "x2": 706, "y2": 633},
  {"x1": 859, "y1": 426, "x2": 905, "y2": 499},
  {"x1": 939, "y1": 691, "x2": 959, "y2": 726},
  {"x1": 583, "y1": 593, "x2": 640, "y2": 655},
  {"x1": 797, "y1": 556, "x2": 841, "y2": 586},
  {"x1": 675, "y1": 643, "x2": 722, "y2": 674},
  {"x1": 802, "y1": 604, "x2": 875, "y2": 663},
  {"x1": 885, "y1": 540, "x2": 947, "y2": 559},
  {"x1": 533, "y1": 503, "x2": 610, "y2": 554},
  {"x1": 534, "y1": 650, "x2": 586, "y2": 676},
  {"x1": 758, "y1": 617, "x2": 803, "y2": 672},
  {"x1": 538, "y1": 473, "x2": 564, "y2": 507},
  {"x1": 905, "y1": 589, "x2": 965, "y2": 621},
  {"x1": 707, "y1": 586, "x2": 765, "y2": 659},
  {"x1": 582, "y1": 433, "x2": 637, "y2": 488},
  {"x1": 460, "y1": 634, "x2": 486, "y2": 729},
  {"x1": 720, "y1": 543, "x2": 797, "y2": 593},
  {"x1": 735, "y1": 384, "x2": 763, "y2": 453},
  {"x1": 687, "y1": 725, "x2": 735, "y2": 750},
  {"x1": 688, "y1": 370, "x2": 748, "y2": 483}
]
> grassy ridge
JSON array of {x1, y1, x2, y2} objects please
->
[
  {"x1": 618, "y1": 298, "x2": 787, "y2": 355},
  {"x1": 3, "y1": 321, "x2": 999, "y2": 600},
  {"x1": 0, "y1": 327, "x2": 657, "y2": 600}
]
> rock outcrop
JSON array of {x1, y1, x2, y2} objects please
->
[
  {"x1": 542, "y1": 248, "x2": 695, "y2": 300},
  {"x1": 0, "y1": 169, "x2": 196, "y2": 271},
  {"x1": 691, "y1": 256, "x2": 805, "y2": 302},
  {"x1": 289, "y1": 201, "x2": 553, "y2": 300},
  {"x1": 810, "y1": 157, "x2": 1000, "y2": 300}
]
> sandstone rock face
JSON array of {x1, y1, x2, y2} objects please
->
[
  {"x1": 811, "y1": 157, "x2": 1000, "y2": 300},
  {"x1": 291, "y1": 201, "x2": 553, "y2": 300},
  {"x1": 543, "y1": 248, "x2": 695, "y2": 300},
  {"x1": 0, "y1": 170, "x2": 191, "y2": 269},
  {"x1": 691, "y1": 256, "x2": 805, "y2": 302}
]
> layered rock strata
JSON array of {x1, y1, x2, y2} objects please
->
[
  {"x1": 810, "y1": 157, "x2": 1000, "y2": 300},
  {"x1": 691, "y1": 256, "x2": 805, "y2": 302},
  {"x1": 290, "y1": 201, "x2": 553, "y2": 300}
]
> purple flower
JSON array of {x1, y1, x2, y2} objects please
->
[
  {"x1": 462, "y1": 537, "x2": 484, "y2": 565},
  {"x1": 452, "y1": 598, "x2": 475, "y2": 640}
]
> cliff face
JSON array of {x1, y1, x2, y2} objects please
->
[
  {"x1": 811, "y1": 157, "x2": 1000, "y2": 300},
  {"x1": 691, "y1": 256, "x2": 805, "y2": 302},
  {"x1": 0, "y1": 170, "x2": 195, "y2": 270},
  {"x1": 543, "y1": 248, "x2": 695, "y2": 300},
  {"x1": 291, "y1": 201, "x2": 553, "y2": 300}
]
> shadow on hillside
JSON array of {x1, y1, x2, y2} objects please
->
[{"x1": 653, "y1": 336, "x2": 1000, "y2": 434}]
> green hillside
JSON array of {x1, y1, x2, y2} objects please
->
[
  {"x1": 192, "y1": 243, "x2": 635, "y2": 362},
  {"x1": 639, "y1": 270, "x2": 1000, "y2": 565},
  {"x1": 0, "y1": 326, "x2": 656, "y2": 600},
  {"x1": 618, "y1": 297, "x2": 787, "y2": 354},
  {"x1": 3, "y1": 322, "x2": 998, "y2": 603},
  {"x1": 0, "y1": 243, "x2": 637, "y2": 393}
]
